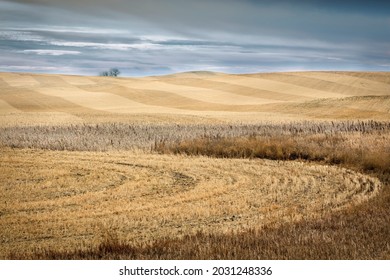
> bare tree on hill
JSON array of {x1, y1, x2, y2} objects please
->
[{"x1": 100, "y1": 68, "x2": 120, "y2": 77}]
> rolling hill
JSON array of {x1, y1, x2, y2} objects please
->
[{"x1": 1, "y1": 71, "x2": 389, "y2": 126}]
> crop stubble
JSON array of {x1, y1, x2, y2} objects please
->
[{"x1": 0, "y1": 148, "x2": 381, "y2": 259}]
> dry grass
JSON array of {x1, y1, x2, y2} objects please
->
[
  {"x1": 1, "y1": 120, "x2": 389, "y2": 151},
  {"x1": 154, "y1": 131, "x2": 390, "y2": 175}
]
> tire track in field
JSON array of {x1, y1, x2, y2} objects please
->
[{"x1": 0, "y1": 149, "x2": 381, "y2": 257}]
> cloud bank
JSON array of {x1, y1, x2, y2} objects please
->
[{"x1": 1, "y1": 0, "x2": 389, "y2": 76}]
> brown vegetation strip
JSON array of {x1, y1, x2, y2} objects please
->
[{"x1": 155, "y1": 134, "x2": 390, "y2": 176}]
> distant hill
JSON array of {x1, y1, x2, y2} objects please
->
[{"x1": 0, "y1": 71, "x2": 389, "y2": 126}]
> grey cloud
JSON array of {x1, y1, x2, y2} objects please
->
[
  {"x1": 4, "y1": 1, "x2": 390, "y2": 49},
  {"x1": 1, "y1": 0, "x2": 389, "y2": 75},
  {"x1": 6, "y1": 0, "x2": 389, "y2": 42}
]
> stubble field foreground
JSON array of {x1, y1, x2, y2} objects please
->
[{"x1": 0, "y1": 71, "x2": 390, "y2": 259}]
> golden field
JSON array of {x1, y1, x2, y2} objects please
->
[
  {"x1": 0, "y1": 71, "x2": 389, "y2": 259},
  {"x1": 1, "y1": 71, "x2": 389, "y2": 126}
]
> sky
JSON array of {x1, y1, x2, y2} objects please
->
[{"x1": 1, "y1": 0, "x2": 389, "y2": 76}]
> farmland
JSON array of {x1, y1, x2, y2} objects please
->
[{"x1": 0, "y1": 71, "x2": 389, "y2": 259}]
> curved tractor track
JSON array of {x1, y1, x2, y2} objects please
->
[{"x1": 0, "y1": 149, "x2": 381, "y2": 258}]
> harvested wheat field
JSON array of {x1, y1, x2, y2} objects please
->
[
  {"x1": 0, "y1": 148, "x2": 381, "y2": 259},
  {"x1": 1, "y1": 71, "x2": 390, "y2": 126},
  {"x1": 0, "y1": 71, "x2": 390, "y2": 259}
]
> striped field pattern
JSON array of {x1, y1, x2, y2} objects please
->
[{"x1": 1, "y1": 71, "x2": 390, "y2": 126}]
